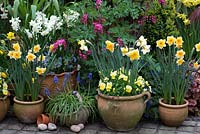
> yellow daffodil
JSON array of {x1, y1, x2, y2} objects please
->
[
  {"x1": 166, "y1": 36, "x2": 176, "y2": 46},
  {"x1": 175, "y1": 37, "x2": 184, "y2": 48},
  {"x1": 36, "y1": 67, "x2": 46, "y2": 75},
  {"x1": 156, "y1": 39, "x2": 166, "y2": 49},
  {"x1": 106, "y1": 82, "x2": 112, "y2": 91},
  {"x1": 49, "y1": 44, "x2": 54, "y2": 52},
  {"x1": 110, "y1": 71, "x2": 117, "y2": 79},
  {"x1": 1, "y1": 72, "x2": 7, "y2": 78},
  {"x1": 195, "y1": 42, "x2": 200, "y2": 52},
  {"x1": 125, "y1": 85, "x2": 132, "y2": 93},
  {"x1": 3, "y1": 89, "x2": 8, "y2": 96},
  {"x1": 7, "y1": 51, "x2": 14, "y2": 58},
  {"x1": 7, "y1": 32, "x2": 15, "y2": 40},
  {"x1": 176, "y1": 58, "x2": 185, "y2": 65},
  {"x1": 99, "y1": 81, "x2": 106, "y2": 91},
  {"x1": 12, "y1": 43, "x2": 20, "y2": 51},
  {"x1": 33, "y1": 45, "x2": 41, "y2": 53},
  {"x1": 176, "y1": 49, "x2": 185, "y2": 59},
  {"x1": 121, "y1": 47, "x2": 128, "y2": 56},
  {"x1": 183, "y1": 19, "x2": 190, "y2": 25},
  {"x1": 193, "y1": 62, "x2": 199, "y2": 69},
  {"x1": 126, "y1": 49, "x2": 140, "y2": 61},
  {"x1": 13, "y1": 51, "x2": 22, "y2": 60},
  {"x1": 38, "y1": 55, "x2": 46, "y2": 62},
  {"x1": 26, "y1": 52, "x2": 36, "y2": 62},
  {"x1": 105, "y1": 40, "x2": 115, "y2": 53}
]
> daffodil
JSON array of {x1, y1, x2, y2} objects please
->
[
  {"x1": 176, "y1": 49, "x2": 185, "y2": 59},
  {"x1": 7, "y1": 51, "x2": 14, "y2": 59},
  {"x1": 193, "y1": 62, "x2": 199, "y2": 69},
  {"x1": 13, "y1": 51, "x2": 22, "y2": 60},
  {"x1": 26, "y1": 52, "x2": 36, "y2": 62},
  {"x1": 195, "y1": 42, "x2": 200, "y2": 52},
  {"x1": 33, "y1": 44, "x2": 41, "y2": 53},
  {"x1": 156, "y1": 39, "x2": 166, "y2": 49},
  {"x1": 7, "y1": 32, "x2": 15, "y2": 40},
  {"x1": 126, "y1": 49, "x2": 140, "y2": 61},
  {"x1": 175, "y1": 37, "x2": 184, "y2": 49},
  {"x1": 125, "y1": 85, "x2": 132, "y2": 93},
  {"x1": 110, "y1": 71, "x2": 117, "y2": 79},
  {"x1": 166, "y1": 36, "x2": 176, "y2": 46},
  {"x1": 136, "y1": 36, "x2": 147, "y2": 47},
  {"x1": 141, "y1": 45, "x2": 150, "y2": 54},
  {"x1": 105, "y1": 40, "x2": 115, "y2": 53},
  {"x1": 176, "y1": 58, "x2": 185, "y2": 65},
  {"x1": 38, "y1": 55, "x2": 46, "y2": 62},
  {"x1": 36, "y1": 67, "x2": 46, "y2": 75},
  {"x1": 121, "y1": 47, "x2": 128, "y2": 56},
  {"x1": 49, "y1": 44, "x2": 54, "y2": 52},
  {"x1": 12, "y1": 43, "x2": 20, "y2": 51},
  {"x1": 183, "y1": 19, "x2": 190, "y2": 25},
  {"x1": 78, "y1": 40, "x2": 86, "y2": 46}
]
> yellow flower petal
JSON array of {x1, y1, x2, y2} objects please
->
[
  {"x1": 33, "y1": 45, "x2": 41, "y2": 53},
  {"x1": 105, "y1": 40, "x2": 115, "y2": 53},
  {"x1": 7, "y1": 32, "x2": 15, "y2": 40},
  {"x1": 126, "y1": 49, "x2": 140, "y2": 61},
  {"x1": 175, "y1": 37, "x2": 184, "y2": 49},
  {"x1": 166, "y1": 36, "x2": 176, "y2": 46},
  {"x1": 156, "y1": 39, "x2": 166, "y2": 49},
  {"x1": 176, "y1": 49, "x2": 185, "y2": 59},
  {"x1": 176, "y1": 58, "x2": 185, "y2": 65},
  {"x1": 195, "y1": 42, "x2": 200, "y2": 52}
]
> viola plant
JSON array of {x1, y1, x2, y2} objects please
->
[
  {"x1": 86, "y1": 36, "x2": 152, "y2": 96},
  {"x1": 0, "y1": 69, "x2": 9, "y2": 98},
  {"x1": 149, "y1": 36, "x2": 200, "y2": 105}
]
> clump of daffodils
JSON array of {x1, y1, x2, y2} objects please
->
[
  {"x1": 178, "y1": 0, "x2": 200, "y2": 7},
  {"x1": 98, "y1": 68, "x2": 151, "y2": 96}
]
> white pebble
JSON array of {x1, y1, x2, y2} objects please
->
[
  {"x1": 48, "y1": 123, "x2": 57, "y2": 131},
  {"x1": 38, "y1": 124, "x2": 47, "y2": 131},
  {"x1": 78, "y1": 123, "x2": 84, "y2": 129},
  {"x1": 70, "y1": 125, "x2": 81, "y2": 132}
]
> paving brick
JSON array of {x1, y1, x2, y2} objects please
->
[
  {"x1": 197, "y1": 122, "x2": 200, "y2": 127},
  {"x1": 182, "y1": 121, "x2": 196, "y2": 126},
  {"x1": 176, "y1": 132, "x2": 194, "y2": 134},
  {"x1": 0, "y1": 123, "x2": 7, "y2": 129},
  {"x1": 97, "y1": 131, "x2": 116, "y2": 134},
  {"x1": 7, "y1": 123, "x2": 24, "y2": 130},
  {"x1": 138, "y1": 128, "x2": 156, "y2": 134},
  {"x1": 142, "y1": 122, "x2": 158, "y2": 129},
  {"x1": 0, "y1": 129, "x2": 18, "y2": 134},
  {"x1": 79, "y1": 129, "x2": 97, "y2": 134},
  {"x1": 177, "y1": 126, "x2": 195, "y2": 132},
  {"x1": 157, "y1": 130, "x2": 176, "y2": 134},
  {"x1": 158, "y1": 125, "x2": 177, "y2": 131},
  {"x1": 195, "y1": 126, "x2": 200, "y2": 132},
  {"x1": 17, "y1": 131, "x2": 36, "y2": 134},
  {"x1": 23, "y1": 125, "x2": 38, "y2": 131}
]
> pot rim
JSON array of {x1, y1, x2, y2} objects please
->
[
  {"x1": 46, "y1": 70, "x2": 77, "y2": 77},
  {"x1": 0, "y1": 95, "x2": 8, "y2": 100},
  {"x1": 159, "y1": 98, "x2": 188, "y2": 108},
  {"x1": 97, "y1": 89, "x2": 149, "y2": 101},
  {"x1": 13, "y1": 95, "x2": 44, "y2": 105}
]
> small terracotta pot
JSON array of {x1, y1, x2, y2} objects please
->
[
  {"x1": 0, "y1": 96, "x2": 10, "y2": 122},
  {"x1": 13, "y1": 95, "x2": 44, "y2": 123},
  {"x1": 159, "y1": 98, "x2": 188, "y2": 127},
  {"x1": 37, "y1": 114, "x2": 50, "y2": 125}
]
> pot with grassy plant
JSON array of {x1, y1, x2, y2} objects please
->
[
  {"x1": 0, "y1": 71, "x2": 10, "y2": 122},
  {"x1": 149, "y1": 36, "x2": 200, "y2": 126},
  {"x1": 87, "y1": 36, "x2": 152, "y2": 131},
  {"x1": 45, "y1": 90, "x2": 96, "y2": 127}
]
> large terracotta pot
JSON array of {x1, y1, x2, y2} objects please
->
[
  {"x1": 96, "y1": 90, "x2": 151, "y2": 131},
  {"x1": 50, "y1": 107, "x2": 89, "y2": 127},
  {"x1": 13, "y1": 95, "x2": 44, "y2": 123},
  {"x1": 0, "y1": 96, "x2": 10, "y2": 122},
  {"x1": 39, "y1": 71, "x2": 77, "y2": 97},
  {"x1": 159, "y1": 98, "x2": 188, "y2": 127}
]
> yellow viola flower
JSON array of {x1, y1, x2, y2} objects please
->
[
  {"x1": 121, "y1": 47, "x2": 128, "y2": 56},
  {"x1": 26, "y1": 52, "x2": 36, "y2": 62},
  {"x1": 183, "y1": 19, "x2": 190, "y2": 25},
  {"x1": 105, "y1": 40, "x2": 115, "y2": 53},
  {"x1": 13, "y1": 51, "x2": 22, "y2": 60},
  {"x1": 3, "y1": 82, "x2": 8, "y2": 90},
  {"x1": 110, "y1": 71, "x2": 117, "y2": 79},
  {"x1": 125, "y1": 85, "x2": 132, "y2": 93},
  {"x1": 3, "y1": 89, "x2": 8, "y2": 96},
  {"x1": 13, "y1": 43, "x2": 20, "y2": 51},
  {"x1": 99, "y1": 81, "x2": 106, "y2": 91},
  {"x1": 0, "y1": 50, "x2": 3, "y2": 55},
  {"x1": 36, "y1": 67, "x2": 46, "y2": 75},
  {"x1": 1, "y1": 72, "x2": 7, "y2": 78},
  {"x1": 7, "y1": 32, "x2": 15, "y2": 40},
  {"x1": 193, "y1": 62, "x2": 199, "y2": 69},
  {"x1": 33, "y1": 45, "x2": 41, "y2": 53},
  {"x1": 166, "y1": 36, "x2": 176, "y2": 46},
  {"x1": 195, "y1": 42, "x2": 200, "y2": 52},
  {"x1": 49, "y1": 44, "x2": 54, "y2": 52},
  {"x1": 156, "y1": 39, "x2": 166, "y2": 49},
  {"x1": 176, "y1": 58, "x2": 185, "y2": 65},
  {"x1": 106, "y1": 82, "x2": 112, "y2": 91},
  {"x1": 104, "y1": 77, "x2": 109, "y2": 82},
  {"x1": 126, "y1": 49, "x2": 140, "y2": 61},
  {"x1": 38, "y1": 55, "x2": 46, "y2": 62},
  {"x1": 175, "y1": 37, "x2": 184, "y2": 49},
  {"x1": 175, "y1": 49, "x2": 185, "y2": 59}
]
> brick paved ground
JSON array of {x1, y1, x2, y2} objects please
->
[{"x1": 1, "y1": 112, "x2": 200, "y2": 134}]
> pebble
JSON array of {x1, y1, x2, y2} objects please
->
[
  {"x1": 38, "y1": 124, "x2": 47, "y2": 131},
  {"x1": 48, "y1": 123, "x2": 57, "y2": 131},
  {"x1": 78, "y1": 123, "x2": 84, "y2": 130},
  {"x1": 70, "y1": 125, "x2": 81, "y2": 132}
]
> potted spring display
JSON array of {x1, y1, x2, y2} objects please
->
[
  {"x1": 86, "y1": 36, "x2": 152, "y2": 131},
  {"x1": 149, "y1": 36, "x2": 200, "y2": 126},
  {"x1": 6, "y1": 11, "x2": 60, "y2": 123}
]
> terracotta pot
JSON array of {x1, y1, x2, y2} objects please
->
[
  {"x1": 50, "y1": 107, "x2": 89, "y2": 127},
  {"x1": 13, "y1": 95, "x2": 44, "y2": 123},
  {"x1": 96, "y1": 90, "x2": 151, "y2": 131},
  {"x1": 37, "y1": 114, "x2": 50, "y2": 125},
  {"x1": 0, "y1": 96, "x2": 10, "y2": 122},
  {"x1": 159, "y1": 98, "x2": 188, "y2": 127},
  {"x1": 39, "y1": 71, "x2": 77, "y2": 97}
]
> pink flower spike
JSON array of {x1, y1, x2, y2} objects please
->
[
  {"x1": 80, "y1": 14, "x2": 88, "y2": 25},
  {"x1": 93, "y1": 22, "x2": 103, "y2": 34},
  {"x1": 96, "y1": 0, "x2": 102, "y2": 9}
]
